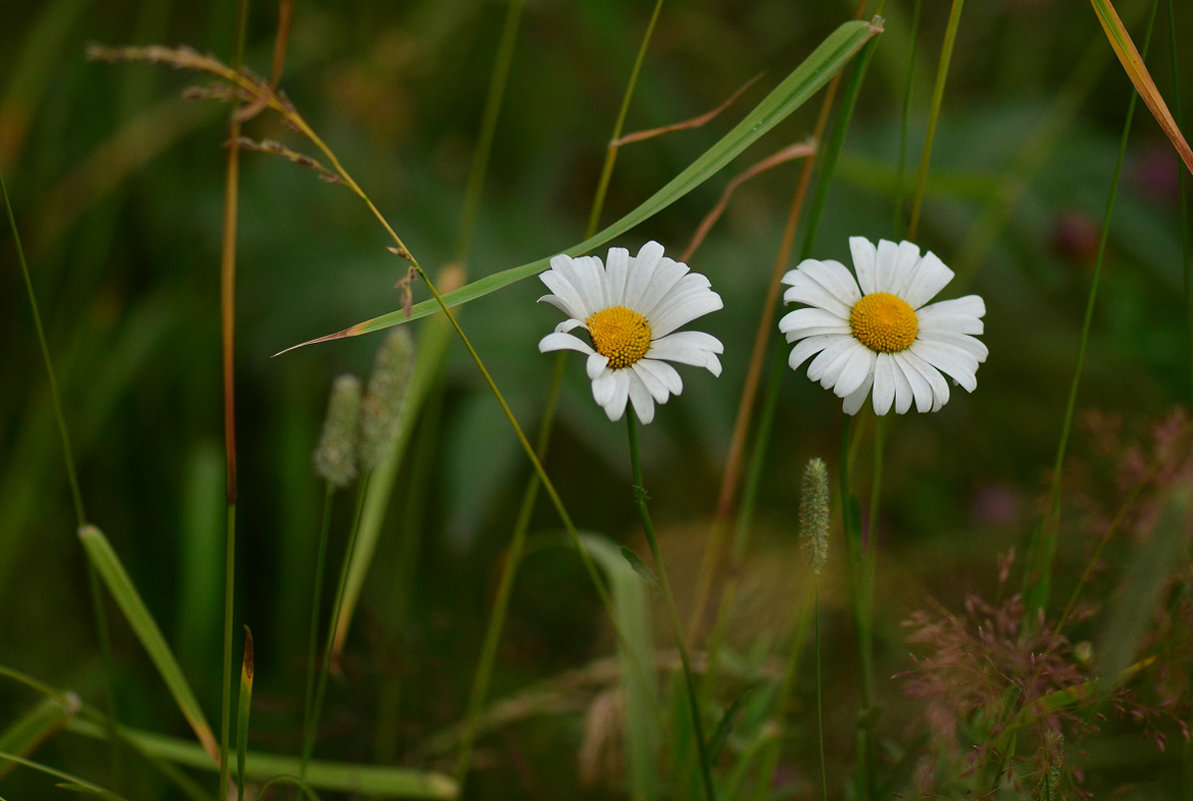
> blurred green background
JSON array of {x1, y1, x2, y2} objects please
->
[{"x1": 2, "y1": 0, "x2": 1191, "y2": 797}]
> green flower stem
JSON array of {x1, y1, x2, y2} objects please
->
[
  {"x1": 906, "y1": 0, "x2": 966, "y2": 241},
  {"x1": 892, "y1": 0, "x2": 923, "y2": 238},
  {"x1": 218, "y1": 502, "x2": 237, "y2": 801},
  {"x1": 299, "y1": 482, "x2": 335, "y2": 780},
  {"x1": 1021, "y1": 0, "x2": 1150, "y2": 617},
  {"x1": 627, "y1": 414, "x2": 716, "y2": 801}
]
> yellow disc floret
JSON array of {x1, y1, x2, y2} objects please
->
[
  {"x1": 849, "y1": 292, "x2": 918, "y2": 353},
  {"x1": 586, "y1": 305, "x2": 652, "y2": 368}
]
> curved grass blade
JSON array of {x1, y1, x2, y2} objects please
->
[
  {"x1": 278, "y1": 17, "x2": 882, "y2": 355},
  {"x1": 1090, "y1": 0, "x2": 1193, "y2": 174},
  {"x1": 0, "y1": 693, "x2": 81, "y2": 779},
  {"x1": 0, "y1": 752, "x2": 130, "y2": 801},
  {"x1": 78, "y1": 525, "x2": 220, "y2": 765},
  {"x1": 66, "y1": 720, "x2": 457, "y2": 799}
]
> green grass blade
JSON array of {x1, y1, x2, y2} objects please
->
[
  {"x1": 77, "y1": 524, "x2": 219, "y2": 764},
  {"x1": 236, "y1": 627, "x2": 254, "y2": 801},
  {"x1": 1096, "y1": 489, "x2": 1190, "y2": 685},
  {"x1": 580, "y1": 534, "x2": 660, "y2": 801},
  {"x1": 0, "y1": 694, "x2": 81, "y2": 779},
  {"x1": 279, "y1": 17, "x2": 882, "y2": 353},
  {"x1": 1090, "y1": 0, "x2": 1193, "y2": 174},
  {"x1": 65, "y1": 720, "x2": 458, "y2": 799},
  {"x1": 0, "y1": 752, "x2": 130, "y2": 801}
]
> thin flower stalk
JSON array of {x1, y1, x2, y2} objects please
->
[
  {"x1": 1021, "y1": 2, "x2": 1150, "y2": 617},
  {"x1": 627, "y1": 414, "x2": 716, "y2": 801}
]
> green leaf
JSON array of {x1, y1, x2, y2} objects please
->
[
  {"x1": 281, "y1": 18, "x2": 882, "y2": 353},
  {"x1": 77, "y1": 524, "x2": 219, "y2": 764}
]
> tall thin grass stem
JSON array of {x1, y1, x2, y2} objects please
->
[
  {"x1": 217, "y1": 1, "x2": 250, "y2": 796},
  {"x1": 839, "y1": 417, "x2": 876, "y2": 799},
  {"x1": 453, "y1": 0, "x2": 525, "y2": 264},
  {"x1": 304, "y1": 475, "x2": 370, "y2": 769},
  {"x1": 3, "y1": 165, "x2": 125, "y2": 787},
  {"x1": 687, "y1": 0, "x2": 875, "y2": 643},
  {"x1": 893, "y1": 0, "x2": 923, "y2": 238},
  {"x1": 815, "y1": 584, "x2": 828, "y2": 801},
  {"x1": 626, "y1": 414, "x2": 716, "y2": 801},
  {"x1": 452, "y1": 355, "x2": 563, "y2": 789},
  {"x1": 906, "y1": 0, "x2": 966, "y2": 241},
  {"x1": 1021, "y1": 2, "x2": 1148, "y2": 616},
  {"x1": 299, "y1": 483, "x2": 335, "y2": 780},
  {"x1": 586, "y1": 0, "x2": 666, "y2": 237}
]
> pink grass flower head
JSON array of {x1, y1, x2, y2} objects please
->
[{"x1": 778, "y1": 237, "x2": 987, "y2": 415}]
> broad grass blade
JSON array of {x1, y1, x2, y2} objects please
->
[
  {"x1": 1090, "y1": 0, "x2": 1193, "y2": 174},
  {"x1": 581, "y1": 535, "x2": 659, "y2": 801},
  {"x1": 1096, "y1": 489, "x2": 1190, "y2": 685},
  {"x1": 280, "y1": 18, "x2": 882, "y2": 354},
  {"x1": 0, "y1": 694, "x2": 81, "y2": 779},
  {"x1": 77, "y1": 525, "x2": 220, "y2": 764},
  {"x1": 66, "y1": 719, "x2": 458, "y2": 799}
]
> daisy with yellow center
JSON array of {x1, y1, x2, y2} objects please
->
[
  {"x1": 778, "y1": 237, "x2": 987, "y2": 415},
  {"x1": 538, "y1": 241, "x2": 724, "y2": 423}
]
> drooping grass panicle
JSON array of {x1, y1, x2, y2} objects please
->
[
  {"x1": 359, "y1": 328, "x2": 415, "y2": 472},
  {"x1": 312, "y1": 374, "x2": 362, "y2": 489},
  {"x1": 800, "y1": 457, "x2": 831, "y2": 575}
]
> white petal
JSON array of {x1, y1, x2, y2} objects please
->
[
  {"x1": 903, "y1": 248, "x2": 955, "y2": 309},
  {"x1": 587, "y1": 352, "x2": 611, "y2": 380},
  {"x1": 849, "y1": 237, "x2": 878, "y2": 295},
  {"x1": 592, "y1": 370, "x2": 618, "y2": 406},
  {"x1": 650, "y1": 285, "x2": 723, "y2": 338},
  {"x1": 780, "y1": 271, "x2": 854, "y2": 318},
  {"x1": 635, "y1": 359, "x2": 683, "y2": 398},
  {"x1": 918, "y1": 294, "x2": 985, "y2": 321},
  {"x1": 783, "y1": 259, "x2": 862, "y2": 307},
  {"x1": 916, "y1": 329, "x2": 988, "y2": 363},
  {"x1": 888, "y1": 240, "x2": 924, "y2": 298},
  {"x1": 786, "y1": 333, "x2": 846, "y2": 371},
  {"x1": 636, "y1": 255, "x2": 689, "y2": 317},
  {"x1": 806, "y1": 337, "x2": 858, "y2": 383},
  {"x1": 572, "y1": 254, "x2": 607, "y2": 311},
  {"x1": 627, "y1": 371, "x2": 656, "y2": 423},
  {"x1": 648, "y1": 331, "x2": 724, "y2": 376},
  {"x1": 539, "y1": 331, "x2": 594, "y2": 355},
  {"x1": 911, "y1": 340, "x2": 980, "y2": 392},
  {"x1": 841, "y1": 373, "x2": 874, "y2": 415},
  {"x1": 631, "y1": 361, "x2": 671, "y2": 403},
  {"x1": 889, "y1": 354, "x2": 915, "y2": 414},
  {"x1": 873, "y1": 239, "x2": 902, "y2": 293},
  {"x1": 902, "y1": 349, "x2": 952, "y2": 410},
  {"x1": 872, "y1": 353, "x2": 895, "y2": 415},
  {"x1": 554, "y1": 317, "x2": 587, "y2": 334},
  {"x1": 538, "y1": 267, "x2": 592, "y2": 319},
  {"x1": 777, "y1": 307, "x2": 850, "y2": 337},
  {"x1": 833, "y1": 346, "x2": 877, "y2": 399},
  {"x1": 622, "y1": 241, "x2": 664, "y2": 310},
  {"x1": 891, "y1": 352, "x2": 929, "y2": 413},
  {"x1": 605, "y1": 247, "x2": 631, "y2": 306},
  {"x1": 596, "y1": 370, "x2": 631, "y2": 421}
]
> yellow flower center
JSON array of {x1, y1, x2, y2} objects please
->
[
  {"x1": 586, "y1": 305, "x2": 652, "y2": 368},
  {"x1": 849, "y1": 292, "x2": 919, "y2": 353}
]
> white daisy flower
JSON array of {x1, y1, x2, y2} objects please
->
[
  {"x1": 537, "y1": 241, "x2": 725, "y2": 424},
  {"x1": 778, "y1": 237, "x2": 987, "y2": 416}
]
